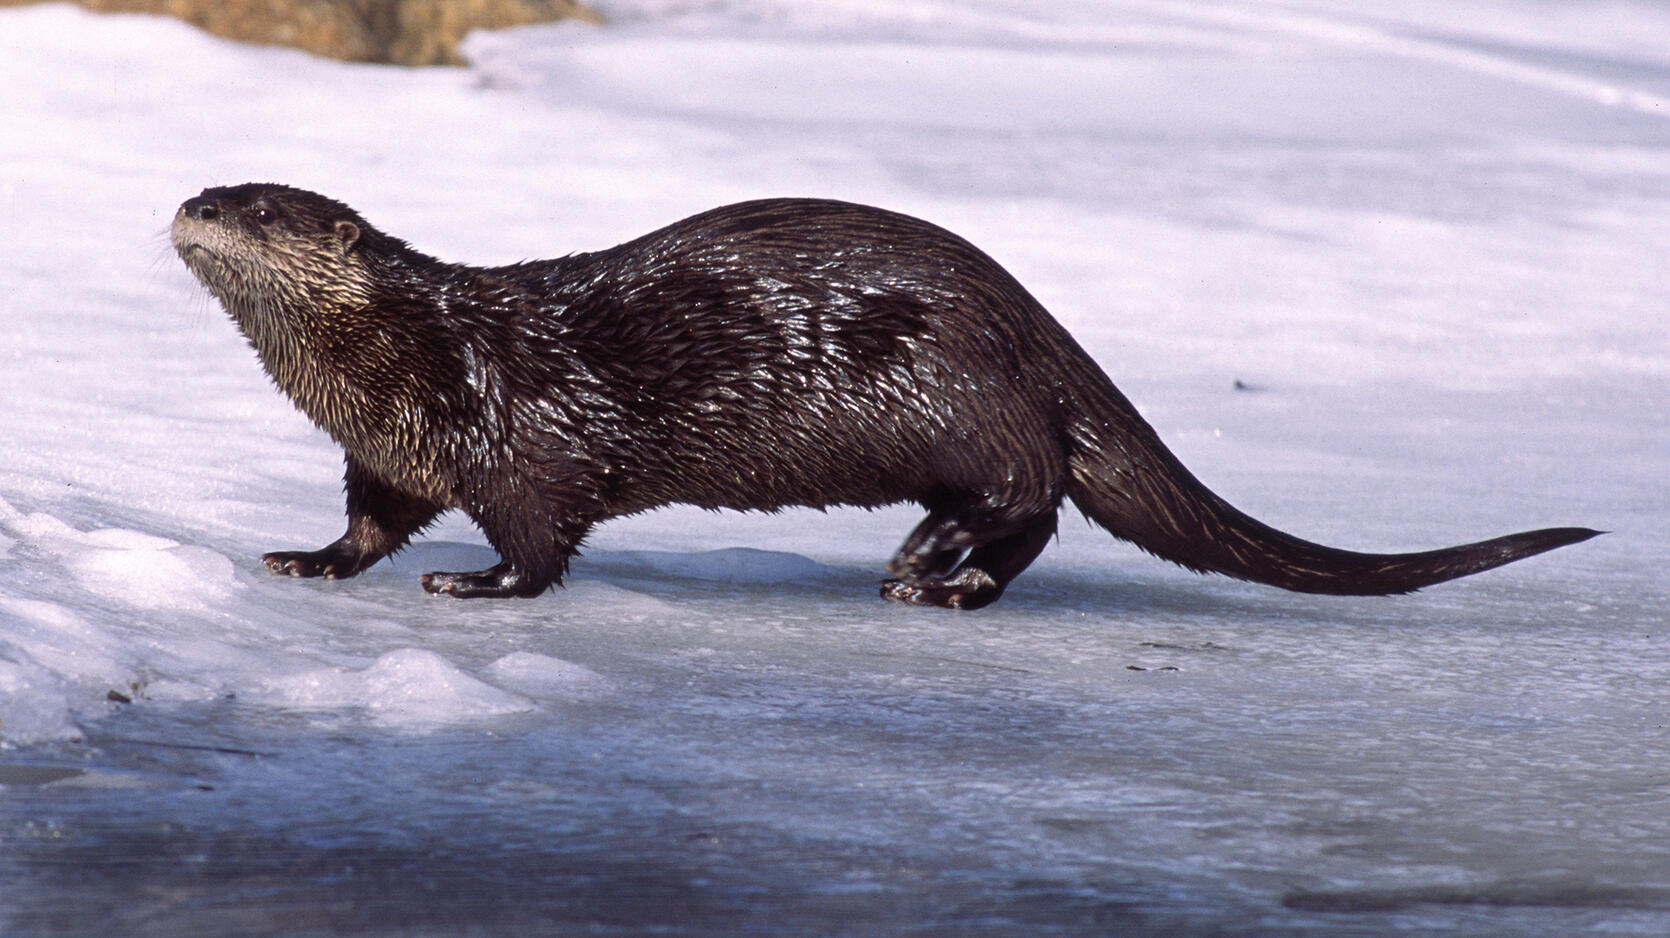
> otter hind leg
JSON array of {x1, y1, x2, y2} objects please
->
[
  {"x1": 882, "y1": 510, "x2": 1058, "y2": 610},
  {"x1": 887, "y1": 508, "x2": 971, "y2": 583}
]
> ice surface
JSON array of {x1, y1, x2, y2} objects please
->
[{"x1": 1, "y1": 0, "x2": 1667, "y2": 934}]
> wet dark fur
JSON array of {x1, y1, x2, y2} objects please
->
[{"x1": 172, "y1": 183, "x2": 1599, "y2": 608}]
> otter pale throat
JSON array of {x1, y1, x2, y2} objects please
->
[{"x1": 171, "y1": 183, "x2": 1599, "y2": 609}]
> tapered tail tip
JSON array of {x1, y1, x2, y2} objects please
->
[{"x1": 1547, "y1": 527, "x2": 1606, "y2": 546}]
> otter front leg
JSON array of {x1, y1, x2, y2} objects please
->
[
  {"x1": 265, "y1": 458, "x2": 441, "y2": 580},
  {"x1": 419, "y1": 562, "x2": 547, "y2": 598},
  {"x1": 420, "y1": 527, "x2": 589, "y2": 599}
]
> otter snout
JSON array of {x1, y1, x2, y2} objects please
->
[
  {"x1": 171, "y1": 193, "x2": 245, "y2": 295},
  {"x1": 171, "y1": 190, "x2": 245, "y2": 267},
  {"x1": 178, "y1": 195, "x2": 223, "y2": 223},
  {"x1": 172, "y1": 193, "x2": 223, "y2": 250}
]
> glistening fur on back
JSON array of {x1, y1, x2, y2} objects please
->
[{"x1": 172, "y1": 183, "x2": 1600, "y2": 609}]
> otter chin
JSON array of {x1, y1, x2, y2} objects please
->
[{"x1": 172, "y1": 183, "x2": 1598, "y2": 609}]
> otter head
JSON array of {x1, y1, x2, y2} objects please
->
[{"x1": 172, "y1": 183, "x2": 380, "y2": 333}]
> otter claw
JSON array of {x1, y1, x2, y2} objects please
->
[
  {"x1": 263, "y1": 546, "x2": 369, "y2": 580},
  {"x1": 264, "y1": 554, "x2": 314, "y2": 577}
]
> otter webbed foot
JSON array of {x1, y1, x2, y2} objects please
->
[
  {"x1": 263, "y1": 540, "x2": 379, "y2": 579},
  {"x1": 421, "y1": 562, "x2": 548, "y2": 599},
  {"x1": 881, "y1": 568, "x2": 1004, "y2": 610},
  {"x1": 882, "y1": 509, "x2": 1057, "y2": 610}
]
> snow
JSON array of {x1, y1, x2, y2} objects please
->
[{"x1": 1, "y1": 0, "x2": 1667, "y2": 933}]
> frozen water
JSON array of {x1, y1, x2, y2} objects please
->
[{"x1": 1, "y1": 0, "x2": 1667, "y2": 934}]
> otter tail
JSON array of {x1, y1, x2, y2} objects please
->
[{"x1": 1062, "y1": 385, "x2": 1600, "y2": 595}]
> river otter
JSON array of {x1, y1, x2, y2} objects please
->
[{"x1": 171, "y1": 183, "x2": 1597, "y2": 609}]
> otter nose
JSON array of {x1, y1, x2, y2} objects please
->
[{"x1": 180, "y1": 196, "x2": 221, "y2": 222}]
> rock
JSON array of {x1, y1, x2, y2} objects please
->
[{"x1": 2, "y1": 0, "x2": 601, "y2": 66}]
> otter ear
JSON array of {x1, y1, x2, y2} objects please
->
[{"x1": 334, "y1": 220, "x2": 361, "y2": 254}]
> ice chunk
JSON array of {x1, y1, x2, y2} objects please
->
[
  {"x1": 258, "y1": 649, "x2": 534, "y2": 727},
  {"x1": 482, "y1": 651, "x2": 608, "y2": 700},
  {"x1": 68, "y1": 543, "x2": 241, "y2": 611},
  {"x1": 0, "y1": 658, "x2": 82, "y2": 746}
]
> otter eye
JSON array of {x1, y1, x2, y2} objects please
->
[{"x1": 253, "y1": 206, "x2": 277, "y2": 225}]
